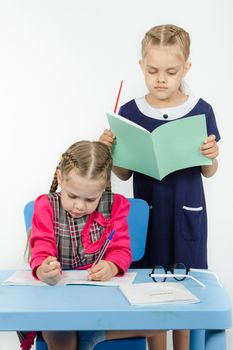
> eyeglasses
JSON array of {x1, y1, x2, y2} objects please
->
[{"x1": 149, "y1": 263, "x2": 206, "y2": 287}]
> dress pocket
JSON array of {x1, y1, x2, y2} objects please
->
[{"x1": 181, "y1": 206, "x2": 204, "y2": 241}]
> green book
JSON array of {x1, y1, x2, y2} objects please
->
[{"x1": 107, "y1": 113, "x2": 212, "y2": 180}]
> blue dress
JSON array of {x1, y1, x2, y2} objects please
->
[{"x1": 119, "y1": 96, "x2": 220, "y2": 269}]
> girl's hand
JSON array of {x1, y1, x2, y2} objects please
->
[
  {"x1": 100, "y1": 129, "x2": 132, "y2": 181},
  {"x1": 99, "y1": 129, "x2": 116, "y2": 148},
  {"x1": 87, "y1": 261, "x2": 119, "y2": 281},
  {"x1": 200, "y1": 134, "x2": 219, "y2": 159},
  {"x1": 36, "y1": 256, "x2": 61, "y2": 285}
]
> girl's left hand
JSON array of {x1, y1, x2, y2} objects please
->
[
  {"x1": 87, "y1": 261, "x2": 119, "y2": 281},
  {"x1": 200, "y1": 134, "x2": 219, "y2": 159}
]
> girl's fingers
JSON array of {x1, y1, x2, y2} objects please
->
[
  {"x1": 200, "y1": 137, "x2": 218, "y2": 159},
  {"x1": 104, "y1": 129, "x2": 115, "y2": 137},
  {"x1": 201, "y1": 144, "x2": 218, "y2": 156},
  {"x1": 201, "y1": 140, "x2": 216, "y2": 150},
  {"x1": 205, "y1": 134, "x2": 216, "y2": 143},
  {"x1": 99, "y1": 130, "x2": 116, "y2": 146},
  {"x1": 42, "y1": 257, "x2": 60, "y2": 273},
  {"x1": 49, "y1": 260, "x2": 60, "y2": 271},
  {"x1": 88, "y1": 262, "x2": 110, "y2": 281},
  {"x1": 88, "y1": 262, "x2": 104, "y2": 275}
]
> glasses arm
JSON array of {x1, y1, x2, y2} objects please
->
[
  {"x1": 190, "y1": 269, "x2": 223, "y2": 288},
  {"x1": 149, "y1": 273, "x2": 206, "y2": 288}
]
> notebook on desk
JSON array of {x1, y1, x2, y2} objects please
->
[
  {"x1": 120, "y1": 282, "x2": 200, "y2": 305},
  {"x1": 2, "y1": 270, "x2": 137, "y2": 287}
]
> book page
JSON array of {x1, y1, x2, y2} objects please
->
[
  {"x1": 2, "y1": 270, "x2": 137, "y2": 287},
  {"x1": 2, "y1": 270, "x2": 47, "y2": 286},
  {"x1": 107, "y1": 113, "x2": 159, "y2": 178},
  {"x1": 120, "y1": 282, "x2": 200, "y2": 305},
  {"x1": 152, "y1": 115, "x2": 212, "y2": 180},
  {"x1": 62, "y1": 270, "x2": 137, "y2": 286}
]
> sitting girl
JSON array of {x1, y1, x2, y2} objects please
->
[{"x1": 19, "y1": 140, "x2": 162, "y2": 350}]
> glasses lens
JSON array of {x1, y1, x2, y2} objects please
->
[
  {"x1": 173, "y1": 262, "x2": 187, "y2": 281},
  {"x1": 151, "y1": 265, "x2": 166, "y2": 282}
]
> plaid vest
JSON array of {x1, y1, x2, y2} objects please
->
[{"x1": 48, "y1": 191, "x2": 114, "y2": 270}]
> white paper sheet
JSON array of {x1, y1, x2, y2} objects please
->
[{"x1": 2, "y1": 270, "x2": 137, "y2": 287}]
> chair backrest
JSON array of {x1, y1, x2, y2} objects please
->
[
  {"x1": 127, "y1": 198, "x2": 149, "y2": 261},
  {"x1": 23, "y1": 198, "x2": 149, "y2": 262},
  {"x1": 23, "y1": 201, "x2": 34, "y2": 232}
]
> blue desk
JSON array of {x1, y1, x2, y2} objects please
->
[{"x1": 0, "y1": 269, "x2": 231, "y2": 350}]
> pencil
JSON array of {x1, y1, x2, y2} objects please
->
[
  {"x1": 113, "y1": 80, "x2": 123, "y2": 113},
  {"x1": 92, "y1": 230, "x2": 115, "y2": 266}
]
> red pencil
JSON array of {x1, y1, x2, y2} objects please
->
[{"x1": 113, "y1": 80, "x2": 123, "y2": 113}]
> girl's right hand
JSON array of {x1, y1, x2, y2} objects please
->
[
  {"x1": 99, "y1": 129, "x2": 116, "y2": 148},
  {"x1": 36, "y1": 256, "x2": 61, "y2": 285}
]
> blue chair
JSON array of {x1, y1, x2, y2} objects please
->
[{"x1": 24, "y1": 198, "x2": 149, "y2": 350}]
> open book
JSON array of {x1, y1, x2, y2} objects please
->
[
  {"x1": 2, "y1": 270, "x2": 137, "y2": 287},
  {"x1": 107, "y1": 113, "x2": 211, "y2": 180},
  {"x1": 120, "y1": 282, "x2": 200, "y2": 305}
]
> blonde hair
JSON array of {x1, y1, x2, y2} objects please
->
[
  {"x1": 50, "y1": 140, "x2": 113, "y2": 193},
  {"x1": 25, "y1": 141, "x2": 112, "y2": 263},
  {"x1": 141, "y1": 24, "x2": 190, "y2": 61}
]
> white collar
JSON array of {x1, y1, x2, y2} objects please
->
[{"x1": 135, "y1": 95, "x2": 200, "y2": 120}]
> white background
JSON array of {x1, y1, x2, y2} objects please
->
[{"x1": 0, "y1": 1, "x2": 232, "y2": 349}]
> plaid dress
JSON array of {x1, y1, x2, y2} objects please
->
[
  {"x1": 18, "y1": 191, "x2": 114, "y2": 350},
  {"x1": 49, "y1": 191, "x2": 114, "y2": 269}
]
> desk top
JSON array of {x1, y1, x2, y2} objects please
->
[{"x1": 0, "y1": 269, "x2": 231, "y2": 331}]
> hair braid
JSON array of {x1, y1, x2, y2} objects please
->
[
  {"x1": 103, "y1": 155, "x2": 112, "y2": 192},
  {"x1": 49, "y1": 167, "x2": 59, "y2": 194},
  {"x1": 49, "y1": 141, "x2": 113, "y2": 194},
  {"x1": 61, "y1": 152, "x2": 79, "y2": 170}
]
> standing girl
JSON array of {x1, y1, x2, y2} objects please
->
[
  {"x1": 19, "y1": 140, "x2": 162, "y2": 350},
  {"x1": 100, "y1": 24, "x2": 220, "y2": 350}
]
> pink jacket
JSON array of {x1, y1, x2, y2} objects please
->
[{"x1": 30, "y1": 193, "x2": 132, "y2": 277}]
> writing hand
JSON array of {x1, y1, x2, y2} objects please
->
[
  {"x1": 200, "y1": 134, "x2": 219, "y2": 159},
  {"x1": 99, "y1": 129, "x2": 116, "y2": 148},
  {"x1": 87, "y1": 261, "x2": 119, "y2": 281},
  {"x1": 36, "y1": 256, "x2": 61, "y2": 285}
]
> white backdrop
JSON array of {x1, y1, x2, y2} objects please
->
[{"x1": 0, "y1": 1, "x2": 232, "y2": 349}]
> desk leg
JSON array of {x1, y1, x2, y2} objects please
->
[
  {"x1": 190, "y1": 330, "x2": 205, "y2": 350},
  {"x1": 205, "y1": 330, "x2": 227, "y2": 350}
]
